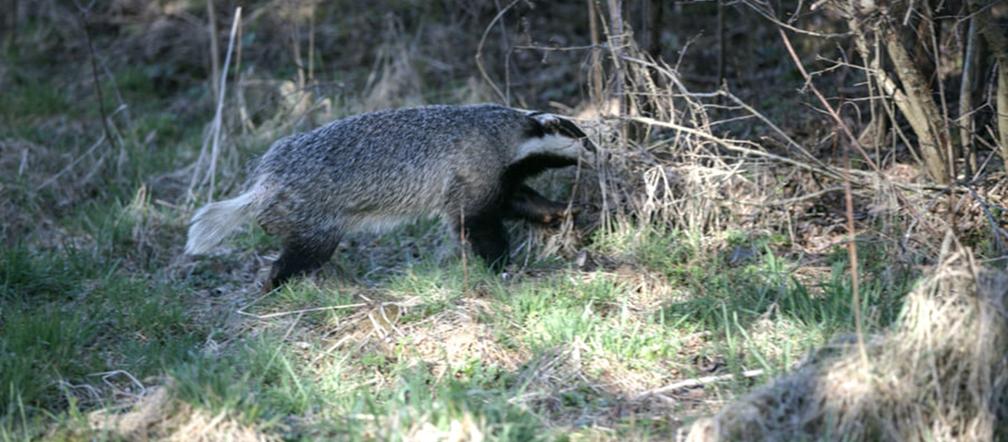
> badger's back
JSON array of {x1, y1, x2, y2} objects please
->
[{"x1": 251, "y1": 104, "x2": 530, "y2": 233}]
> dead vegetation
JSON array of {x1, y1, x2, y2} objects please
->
[
  {"x1": 88, "y1": 386, "x2": 277, "y2": 442},
  {"x1": 685, "y1": 235, "x2": 1008, "y2": 441}
]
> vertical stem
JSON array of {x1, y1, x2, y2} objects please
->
[
  {"x1": 959, "y1": 16, "x2": 978, "y2": 177},
  {"x1": 308, "y1": 8, "x2": 315, "y2": 83},
  {"x1": 207, "y1": 7, "x2": 242, "y2": 201},
  {"x1": 967, "y1": 0, "x2": 1008, "y2": 164},
  {"x1": 588, "y1": 0, "x2": 604, "y2": 105},
  {"x1": 648, "y1": 0, "x2": 663, "y2": 59},
  {"x1": 606, "y1": 0, "x2": 626, "y2": 137},
  {"x1": 76, "y1": 6, "x2": 117, "y2": 155},
  {"x1": 717, "y1": 0, "x2": 725, "y2": 86},
  {"x1": 999, "y1": 66, "x2": 1008, "y2": 163},
  {"x1": 207, "y1": 0, "x2": 220, "y2": 100},
  {"x1": 923, "y1": 1, "x2": 956, "y2": 185},
  {"x1": 639, "y1": 0, "x2": 648, "y2": 50},
  {"x1": 290, "y1": 3, "x2": 305, "y2": 89},
  {"x1": 842, "y1": 132, "x2": 868, "y2": 368}
]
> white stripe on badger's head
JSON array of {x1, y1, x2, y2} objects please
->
[{"x1": 513, "y1": 111, "x2": 594, "y2": 164}]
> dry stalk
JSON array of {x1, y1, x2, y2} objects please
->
[
  {"x1": 188, "y1": 7, "x2": 242, "y2": 204},
  {"x1": 777, "y1": 27, "x2": 879, "y2": 173},
  {"x1": 634, "y1": 369, "x2": 764, "y2": 400},
  {"x1": 841, "y1": 130, "x2": 868, "y2": 367},
  {"x1": 475, "y1": 0, "x2": 518, "y2": 105},
  {"x1": 74, "y1": 2, "x2": 118, "y2": 155},
  {"x1": 686, "y1": 239, "x2": 1008, "y2": 441},
  {"x1": 959, "y1": 15, "x2": 979, "y2": 175},
  {"x1": 587, "y1": 0, "x2": 604, "y2": 107},
  {"x1": 207, "y1": 0, "x2": 220, "y2": 100}
]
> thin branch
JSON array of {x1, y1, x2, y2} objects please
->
[
  {"x1": 475, "y1": 0, "x2": 519, "y2": 104},
  {"x1": 237, "y1": 302, "x2": 368, "y2": 320},
  {"x1": 633, "y1": 369, "x2": 765, "y2": 400},
  {"x1": 188, "y1": 7, "x2": 242, "y2": 203},
  {"x1": 959, "y1": 14, "x2": 978, "y2": 175},
  {"x1": 207, "y1": 7, "x2": 242, "y2": 201},
  {"x1": 744, "y1": 0, "x2": 852, "y2": 38},
  {"x1": 74, "y1": 3, "x2": 118, "y2": 154},
  {"x1": 840, "y1": 129, "x2": 869, "y2": 367},
  {"x1": 778, "y1": 28, "x2": 880, "y2": 173}
]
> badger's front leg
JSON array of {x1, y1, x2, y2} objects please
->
[{"x1": 506, "y1": 184, "x2": 572, "y2": 226}]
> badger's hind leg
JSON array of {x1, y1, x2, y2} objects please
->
[
  {"x1": 264, "y1": 232, "x2": 341, "y2": 293},
  {"x1": 456, "y1": 211, "x2": 509, "y2": 271},
  {"x1": 506, "y1": 184, "x2": 572, "y2": 227}
]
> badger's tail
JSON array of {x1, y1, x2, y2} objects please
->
[{"x1": 185, "y1": 185, "x2": 266, "y2": 255}]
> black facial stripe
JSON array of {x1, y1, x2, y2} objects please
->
[
  {"x1": 553, "y1": 118, "x2": 587, "y2": 139},
  {"x1": 503, "y1": 153, "x2": 578, "y2": 186},
  {"x1": 526, "y1": 112, "x2": 588, "y2": 140}
]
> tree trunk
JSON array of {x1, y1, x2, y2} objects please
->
[
  {"x1": 971, "y1": 5, "x2": 1008, "y2": 164},
  {"x1": 882, "y1": 27, "x2": 952, "y2": 183}
]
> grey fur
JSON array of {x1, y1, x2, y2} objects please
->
[{"x1": 186, "y1": 103, "x2": 592, "y2": 289}]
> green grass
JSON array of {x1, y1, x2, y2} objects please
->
[
  {"x1": 0, "y1": 213, "x2": 914, "y2": 439},
  {"x1": 0, "y1": 36, "x2": 917, "y2": 440},
  {"x1": 0, "y1": 244, "x2": 209, "y2": 438}
]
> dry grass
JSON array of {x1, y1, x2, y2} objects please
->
[
  {"x1": 684, "y1": 235, "x2": 1008, "y2": 441},
  {"x1": 88, "y1": 386, "x2": 277, "y2": 442}
]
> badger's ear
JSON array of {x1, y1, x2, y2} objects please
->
[{"x1": 525, "y1": 112, "x2": 588, "y2": 140}]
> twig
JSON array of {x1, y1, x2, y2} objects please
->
[
  {"x1": 207, "y1": 0, "x2": 220, "y2": 100},
  {"x1": 840, "y1": 128, "x2": 869, "y2": 367},
  {"x1": 587, "y1": 0, "x2": 604, "y2": 106},
  {"x1": 188, "y1": 7, "x2": 242, "y2": 203},
  {"x1": 754, "y1": 186, "x2": 846, "y2": 206},
  {"x1": 237, "y1": 302, "x2": 367, "y2": 320},
  {"x1": 777, "y1": 28, "x2": 880, "y2": 173},
  {"x1": 606, "y1": 0, "x2": 628, "y2": 136},
  {"x1": 633, "y1": 369, "x2": 765, "y2": 400},
  {"x1": 39, "y1": 135, "x2": 106, "y2": 189},
  {"x1": 966, "y1": 187, "x2": 1007, "y2": 254},
  {"x1": 74, "y1": 3, "x2": 117, "y2": 154},
  {"x1": 207, "y1": 7, "x2": 242, "y2": 202},
  {"x1": 743, "y1": 0, "x2": 851, "y2": 38},
  {"x1": 513, "y1": 43, "x2": 604, "y2": 52},
  {"x1": 629, "y1": 115, "x2": 844, "y2": 181},
  {"x1": 959, "y1": 14, "x2": 978, "y2": 175},
  {"x1": 475, "y1": 0, "x2": 519, "y2": 104},
  {"x1": 716, "y1": 89, "x2": 827, "y2": 167},
  {"x1": 91, "y1": 369, "x2": 146, "y2": 397},
  {"x1": 717, "y1": 0, "x2": 725, "y2": 86}
]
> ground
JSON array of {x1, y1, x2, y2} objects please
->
[{"x1": 0, "y1": 2, "x2": 978, "y2": 441}]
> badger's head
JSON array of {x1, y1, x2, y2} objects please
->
[{"x1": 511, "y1": 111, "x2": 596, "y2": 168}]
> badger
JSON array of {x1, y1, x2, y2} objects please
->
[{"x1": 185, "y1": 103, "x2": 594, "y2": 291}]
